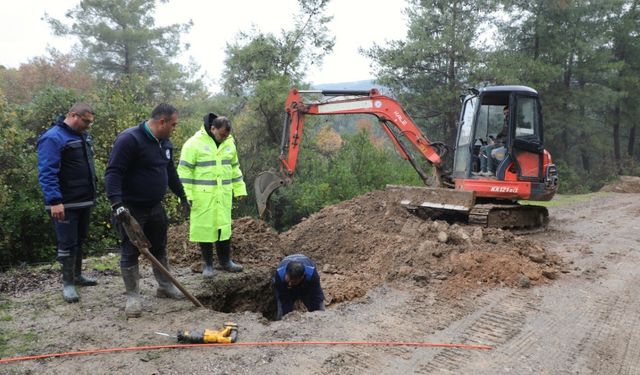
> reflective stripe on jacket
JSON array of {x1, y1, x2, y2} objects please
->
[{"x1": 177, "y1": 128, "x2": 247, "y2": 242}]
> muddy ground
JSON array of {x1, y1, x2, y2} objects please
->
[{"x1": 1, "y1": 179, "x2": 639, "y2": 374}]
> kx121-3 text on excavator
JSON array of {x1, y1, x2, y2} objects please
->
[{"x1": 255, "y1": 86, "x2": 558, "y2": 229}]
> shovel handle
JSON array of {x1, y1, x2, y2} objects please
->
[{"x1": 119, "y1": 210, "x2": 205, "y2": 308}]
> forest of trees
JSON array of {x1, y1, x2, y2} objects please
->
[{"x1": 1, "y1": 0, "x2": 638, "y2": 266}]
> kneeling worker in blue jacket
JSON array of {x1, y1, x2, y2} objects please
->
[{"x1": 273, "y1": 254, "x2": 325, "y2": 320}]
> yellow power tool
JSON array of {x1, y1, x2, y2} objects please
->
[{"x1": 156, "y1": 322, "x2": 238, "y2": 344}]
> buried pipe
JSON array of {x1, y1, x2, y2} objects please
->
[{"x1": 0, "y1": 340, "x2": 492, "y2": 364}]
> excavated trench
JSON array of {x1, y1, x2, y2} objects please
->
[{"x1": 194, "y1": 269, "x2": 278, "y2": 320}]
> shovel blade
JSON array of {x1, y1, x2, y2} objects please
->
[{"x1": 254, "y1": 170, "x2": 287, "y2": 217}]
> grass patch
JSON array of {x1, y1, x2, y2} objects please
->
[
  {"x1": 522, "y1": 192, "x2": 609, "y2": 207},
  {"x1": 0, "y1": 298, "x2": 11, "y2": 311},
  {"x1": 0, "y1": 297, "x2": 11, "y2": 322},
  {"x1": 86, "y1": 253, "x2": 120, "y2": 272},
  {"x1": 0, "y1": 330, "x2": 39, "y2": 358}
]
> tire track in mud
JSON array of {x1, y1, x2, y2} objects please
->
[
  {"x1": 447, "y1": 193, "x2": 640, "y2": 374},
  {"x1": 414, "y1": 272, "x2": 640, "y2": 374},
  {"x1": 577, "y1": 284, "x2": 640, "y2": 375},
  {"x1": 410, "y1": 289, "x2": 539, "y2": 374},
  {"x1": 489, "y1": 290, "x2": 620, "y2": 374},
  {"x1": 488, "y1": 276, "x2": 640, "y2": 374}
]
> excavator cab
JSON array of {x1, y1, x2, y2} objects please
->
[{"x1": 453, "y1": 86, "x2": 558, "y2": 202}]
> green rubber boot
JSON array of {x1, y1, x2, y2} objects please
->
[
  {"x1": 200, "y1": 243, "x2": 214, "y2": 278},
  {"x1": 154, "y1": 257, "x2": 184, "y2": 299},
  {"x1": 74, "y1": 250, "x2": 97, "y2": 286},
  {"x1": 216, "y1": 241, "x2": 243, "y2": 272},
  {"x1": 60, "y1": 256, "x2": 80, "y2": 303},
  {"x1": 121, "y1": 264, "x2": 142, "y2": 318}
]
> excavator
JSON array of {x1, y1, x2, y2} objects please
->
[{"x1": 254, "y1": 86, "x2": 558, "y2": 228}]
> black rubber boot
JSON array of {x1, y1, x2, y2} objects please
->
[
  {"x1": 153, "y1": 256, "x2": 184, "y2": 299},
  {"x1": 200, "y1": 243, "x2": 214, "y2": 278},
  {"x1": 60, "y1": 257, "x2": 80, "y2": 303},
  {"x1": 216, "y1": 240, "x2": 243, "y2": 272},
  {"x1": 74, "y1": 250, "x2": 97, "y2": 286},
  {"x1": 121, "y1": 264, "x2": 142, "y2": 318}
]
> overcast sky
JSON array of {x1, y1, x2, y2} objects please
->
[{"x1": 0, "y1": 0, "x2": 409, "y2": 92}]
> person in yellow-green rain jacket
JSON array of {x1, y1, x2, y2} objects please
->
[{"x1": 178, "y1": 113, "x2": 247, "y2": 278}]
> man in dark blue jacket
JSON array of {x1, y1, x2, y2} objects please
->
[
  {"x1": 105, "y1": 103, "x2": 190, "y2": 318},
  {"x1": 37, "y1": 102, "x2": 97, "y2": 303},
  {"x1": 273, "y1": 254, "x2": 325, "y2": 320}
]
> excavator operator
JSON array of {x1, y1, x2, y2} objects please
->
[{"x1": 479, "y1": 105, "x2": 509, "y2": 176}]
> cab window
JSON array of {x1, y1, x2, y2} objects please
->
[
  {"x1": 457, "y1": 98, "x2": 476, "y2": 147},
  {"x1": 515, "y1": 96, "x2": 540, "y2": 140},
  {"x1": 477, "y1": 105, "x2": 507, "y2": 141},
  {"x1": 454, "y1": 97, "x2": 477, "y2": 173}
]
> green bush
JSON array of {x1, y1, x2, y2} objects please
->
[
  {"x1": 269, "y1": 130, "x2": 422, "y2": 230},
  {"x1": 0, "y1": 96, "x2": 57, "y2": 265}
]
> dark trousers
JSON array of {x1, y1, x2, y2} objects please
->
[
  {"x1": 199, "y1": 230, "x2": 231, "y2": 253},
  {"x1": 115, "y1": 203, "x2": 168, "y2": 267},
  {"x1": 52, "y1": 207, "x2": 91, "y2": 260},
  {"x1": 199, "y1": 240, "x2": 230, "y2": 252}
]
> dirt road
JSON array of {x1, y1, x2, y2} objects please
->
[
  {"x1": 2, "y1": 191, "x2": 639, "y2": 374},
  {"x1": 449, "y1": 192, "x2": 640, "y2": 374}
]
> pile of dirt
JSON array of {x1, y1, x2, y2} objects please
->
[
  {"x1": 278, "y1": 189, "x2": 562, "y2": 301},
  {"x1": 599, "y1": 175, "x2": 640, "y2": 193},
  {"x1": 169, "y1": 188, "x2": 562, "y2": 304},
  {"x1": 167, "y1": 216, "x2": 284, "y2": 273},
  {"x1": 4, "y1": 189, "x2": 561, "y2": 302}
]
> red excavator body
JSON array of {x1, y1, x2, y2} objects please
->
[{"x1": 255, "y1": 87, "x2": 558, "y2": 228}]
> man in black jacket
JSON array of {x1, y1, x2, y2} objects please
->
[
  {"x1": 37, "y1": 102, "x2": 98, "y2": 303},
  {"x1": 105, "y1": 103, "x2": 190, "y2": 318}
]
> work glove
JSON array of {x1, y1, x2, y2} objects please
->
[
  {"x1": 179, "y1": 197, "x2": 191, "y2": 218},
  {"x1": 112, "y1": 203, "x2": 130, "y2": 225}
]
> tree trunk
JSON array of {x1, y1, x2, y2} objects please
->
[
  {"x1": 580, "y1": 149, "x2": 590, "y2": 172},
  {"x1": 613, "y1": 103, "x2": 621, "y2": 171},
  {"x1": 578, "y1": 94, "x2": 590, "y2": 173},
  {"x1": 533, "y1": 4, "x2": 540, "y2": 60},
  {"x1": 627, "y1": 124, "x2": 636, "y2": 158},
  {"x1": 446, "y1": 0, "x2": 458, "y2": 148},
  {"x1": 124, "y1": 45, "x2": 131, "y2": 75}
]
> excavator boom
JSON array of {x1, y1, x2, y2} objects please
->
[{"x1": 255, "y1": 88, "x2": 455, "y2": 218}]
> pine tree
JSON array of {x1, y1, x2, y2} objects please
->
[{"x1": 45, "y1": 0, "x2": 198, "y2": 99}]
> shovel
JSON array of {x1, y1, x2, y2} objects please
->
[{"x1": 117, "y1": 208, "x2": 204, "y2": 308}]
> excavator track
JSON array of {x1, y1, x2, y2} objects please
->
[
  {"x1": 468, "y1": 203, "x2": 549, "y2": 230},
  {"x1": 395, "y1": 184, "x2": 549, "y2": 230}
]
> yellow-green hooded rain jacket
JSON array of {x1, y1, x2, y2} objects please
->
[{"x1": 178, "y1": 127, "x2": 246, "y2": 242}]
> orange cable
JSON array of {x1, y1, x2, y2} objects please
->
[{"x1": 0, "y1": 341, "x2": 492, "y2": 364}]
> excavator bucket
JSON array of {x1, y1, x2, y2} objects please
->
[{"x1": 254, "y1": 170, "x2": 287, "y2": 217}]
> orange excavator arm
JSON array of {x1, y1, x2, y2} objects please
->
[
  {"x1": 281, "y1": 88, "x2": 446, "y2": 182},
  {"x1": 255, "y1": 88, "x2": 448, "y2": 217}
]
